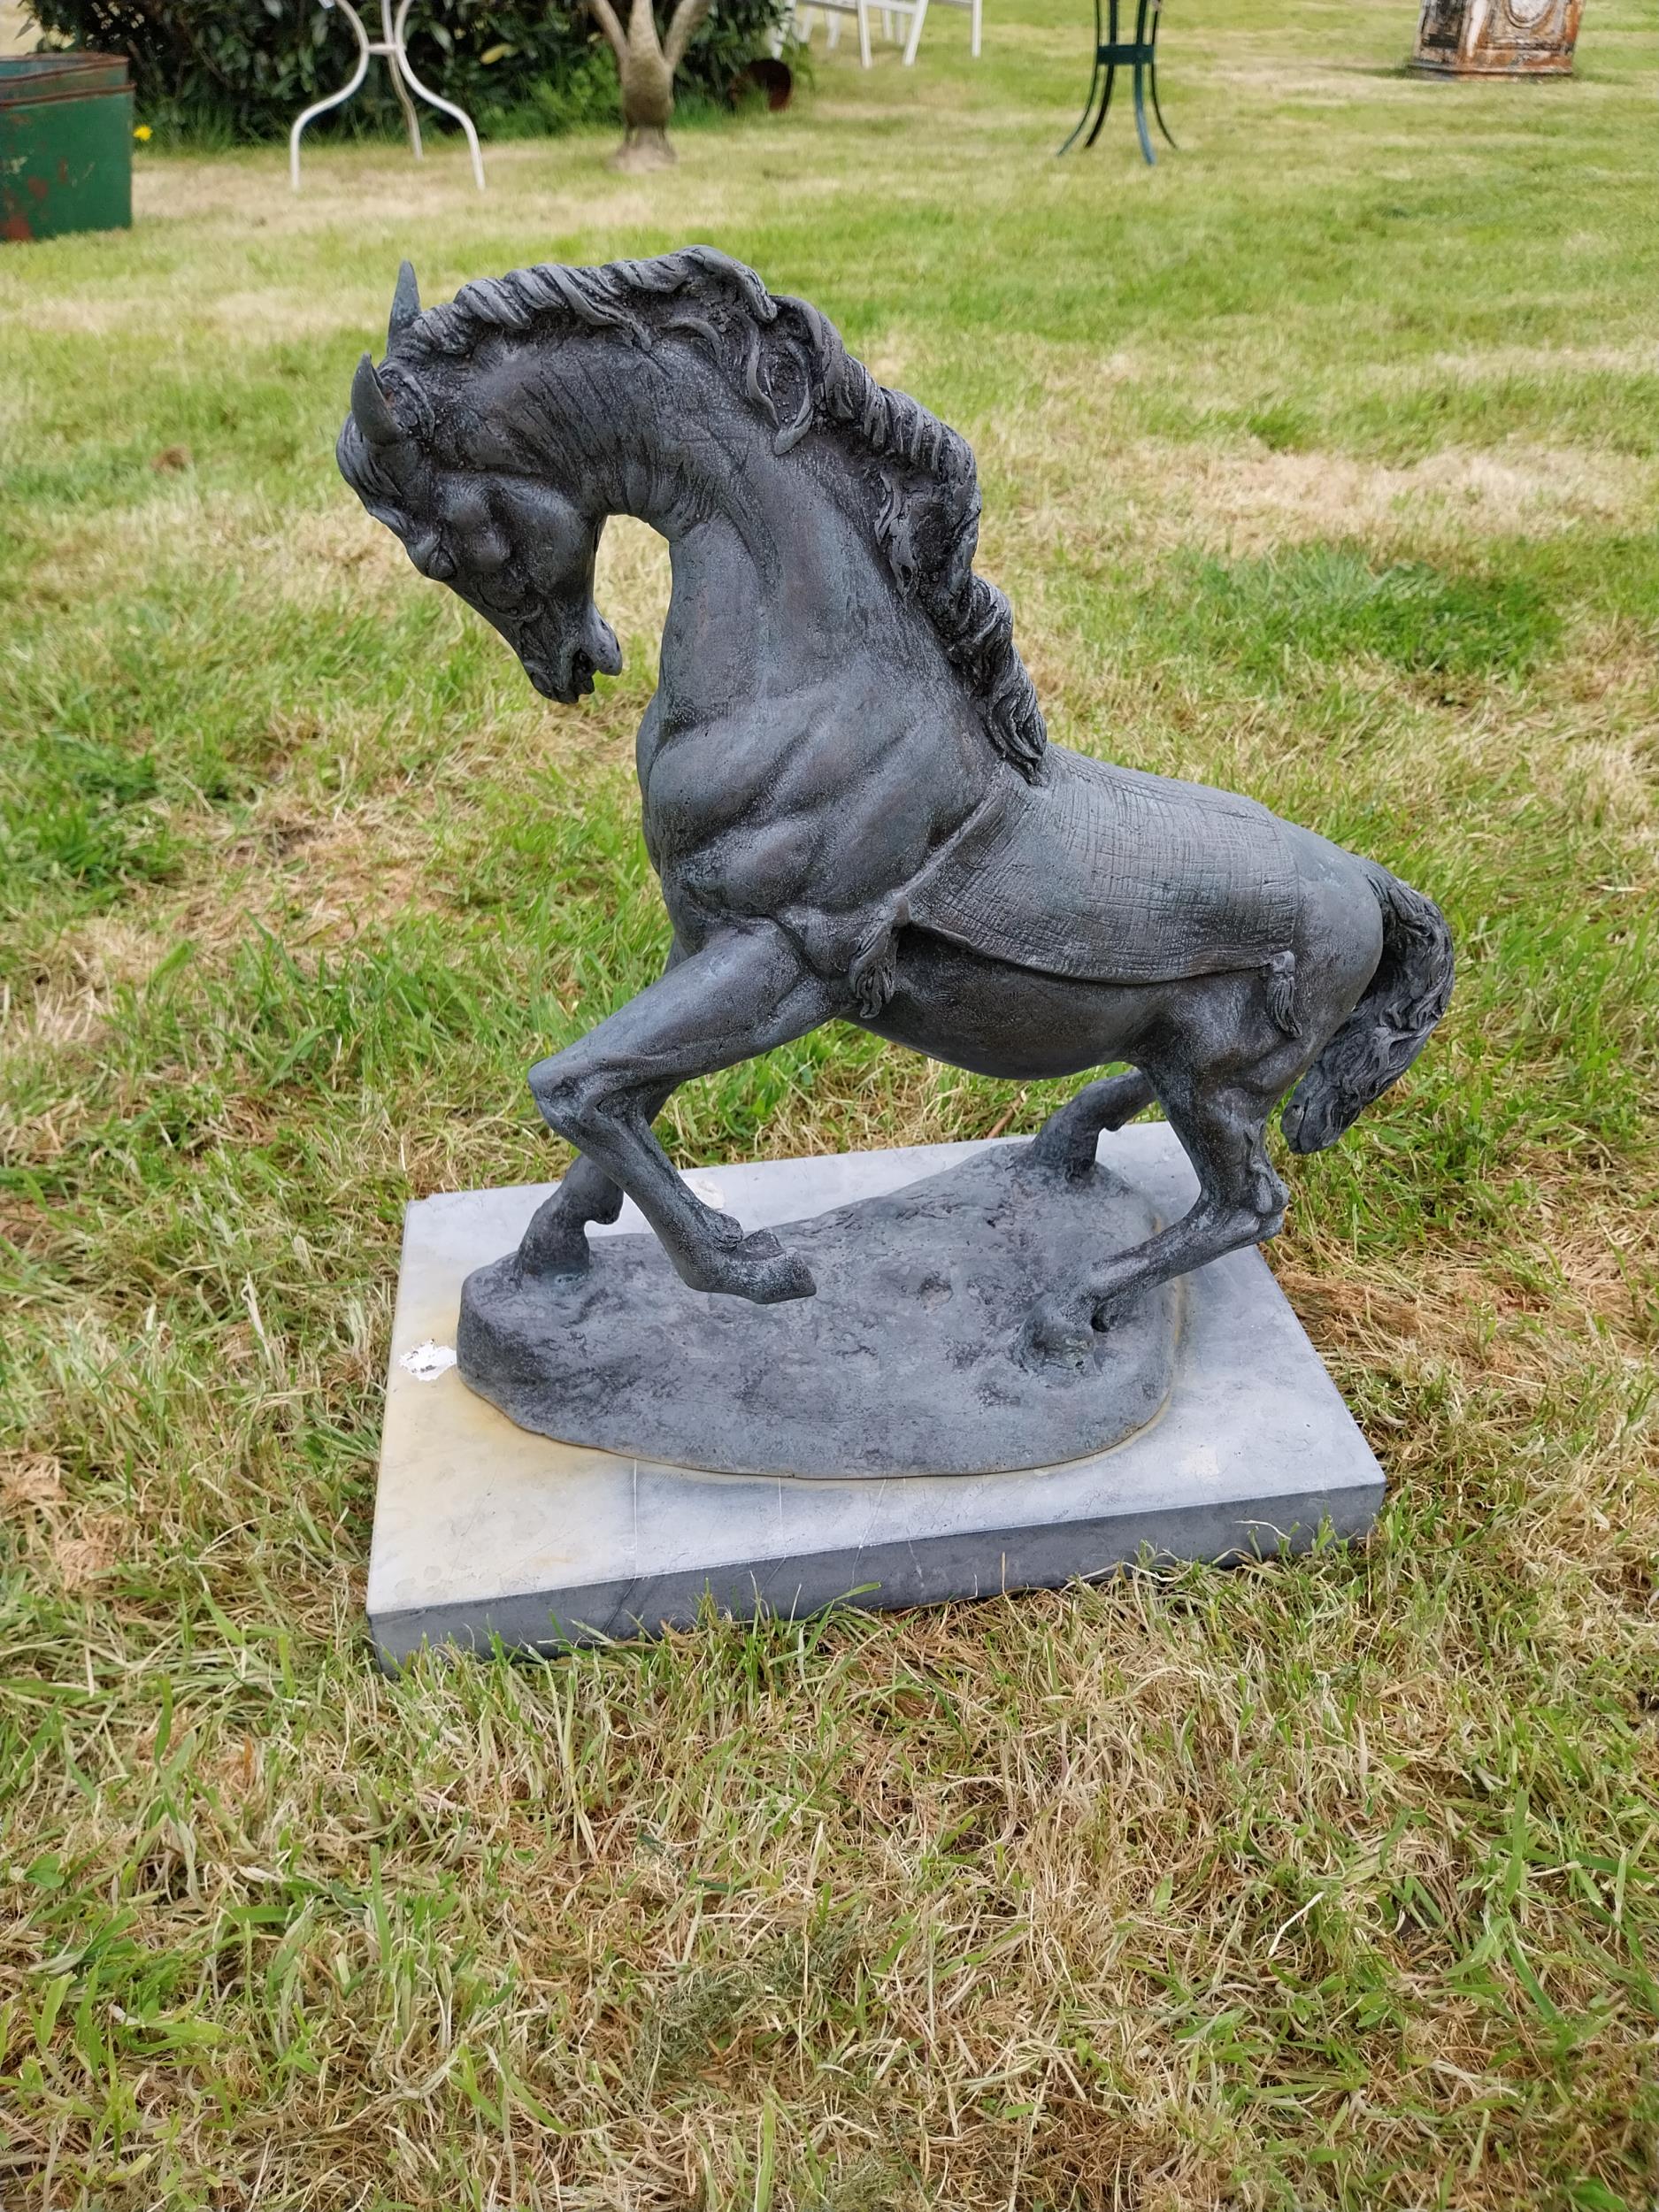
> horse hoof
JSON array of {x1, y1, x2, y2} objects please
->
[
  {"x1": 746, "y1": 1247, "x2": 817, "y2": 1303},
  {"x1": 730, "y1": 1231, "x2": 815, "y2": 1303},
  {"x1": 1022, "y1": 1125, "x2": 1096, "y2": 1185},
  {"x1": 1018, "y1": 1294, "x2": 1094, "y2": 1373},
  {"x1": 515, "y1": 1223, "x2": 589, "y2": 1281},
  {"x1": 684, "y1": 1229, "x2": 816, "y2": 1303}
]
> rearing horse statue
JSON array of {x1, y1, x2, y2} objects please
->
[{"x1": 339, "y1": 249, "x2": 1452, "y2": 1364}]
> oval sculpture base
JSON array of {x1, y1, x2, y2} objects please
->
[{"x1": 456, "y1": 1145, "x2": 1179, "y2": 1479}]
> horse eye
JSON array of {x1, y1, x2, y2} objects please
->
[{"x1": 448, "y1": 486, "x2": 491, "y2": 533}]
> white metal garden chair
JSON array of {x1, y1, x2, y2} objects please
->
[
  {"x1": 894, "y1": 0, "x2": 981, "y2": 62},
  {"x1": 789, "y1": 0, "x2": 979, "y2": 67},
  {"x1": 788, "y1": 0, "x2": 874, "y2": 68}
]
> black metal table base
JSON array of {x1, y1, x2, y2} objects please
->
[{"x1": 1059, "y1": 0, "x2": 1175, "y2": 163}]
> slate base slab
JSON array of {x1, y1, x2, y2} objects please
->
[
  {"x1": 369, "y1": 1128, "x2": 1386, "y2": 1666},
  {"x1": 457, "y1": 1143, "x2": 1178, "y2": 1479}
]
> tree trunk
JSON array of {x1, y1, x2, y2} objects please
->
[
  {"x1": 615, "y1": 16, "x2": 676, "y2": 169},
  {"x1": 613, "y1": 119, "x2": 677, "y2": 171},
  {"x1": 588, "y1": 0, "x2": 712, "y2": 170}
]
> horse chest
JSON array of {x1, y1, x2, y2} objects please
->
[
  {"x1": 640, "y1": 689, "x2": 956, "y2": 907},
  {"x1": 638, "y1": 707, "x2": 787, "y2": 847}
]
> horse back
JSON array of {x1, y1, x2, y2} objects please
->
[{"x1": 907, "y1": 749, "x2": 1302, "y2": 986}]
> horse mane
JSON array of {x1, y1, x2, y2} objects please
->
[{"x1": 386, "y1": 246, "x2": 1047, "y2": 780}]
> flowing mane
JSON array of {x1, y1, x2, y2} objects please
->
[{"x1": 377, "y1": 246, "x2": 1048, "y2": 780}]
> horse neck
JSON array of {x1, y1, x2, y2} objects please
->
[{"x1": 508, "y1": 334, "x2": 908, "y2": 704}]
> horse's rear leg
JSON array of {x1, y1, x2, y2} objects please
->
[
  {"x1": 1025, "y1": 1071, "x2": 1288, "y2": 1364},
  {"x1": 1027, "y1": 1069, "x2": 1156, "y2": 1178}
]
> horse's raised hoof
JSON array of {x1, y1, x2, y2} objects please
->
[{"x1": 685, "y1": 1225, "x2": 817, "y2": 1304}]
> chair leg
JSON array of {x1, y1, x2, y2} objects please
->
[
  {"x1": 1083, "y1": 61, "x2": 1116, "y2": 147},
  {"x1": 970, "y1": 0, "x2": 981, "y2": 55},
  {"x1": 1148, "y1": 56, "x2": 1177, "y2": 145},
  {"x1": 902, "y1": 0, "x2": 928, "y2": 63},
  {"x1": 386, "y1": 53, "x2": 424, "y2": 159},
  {"x1": 1058, "y1": 0, "x2": 1105, "y2": 151},
  {"x1": 289, "y1": 0, "x2": 371, "y2": 192},
  {"x1": 1057, "y1": 57, "x2": 1101, "y2": 153},
  {"x1": 1132, "y1": 61, "x2": 1154, "y2": 162},
  {"x1": 390, "y1": 0, "x2": 485, "y2": 188},
  {"x1": 380, "y1": 0, "x2": 422, "y2": 157},
  {"x1": 856, "y1": 0, "x2": 873, "y2": 65}
]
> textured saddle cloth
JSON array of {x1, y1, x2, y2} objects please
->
[{"x1": 909, "y1": 749, "x2": 1301, "y2": 986}]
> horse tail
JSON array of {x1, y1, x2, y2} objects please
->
[{"x1": 1280, "y1": 864, "x2": 1454, "y2": 1155}]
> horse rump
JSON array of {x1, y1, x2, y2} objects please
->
[{"x1": 1280, "y1": 866, "x2": 1454, "y2": 1155}]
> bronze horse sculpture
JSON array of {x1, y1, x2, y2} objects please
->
[{"x1": 339, "y1": 249, "x2": 1452, "y2": 1367}]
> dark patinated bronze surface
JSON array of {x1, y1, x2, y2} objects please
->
[{"x1": 338, "y1": 250, "x2": 1454, "y2": 1438}]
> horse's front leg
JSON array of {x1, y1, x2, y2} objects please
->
[
  {"x1": 516, "y1": 1084, "x2": 672, "y2": 1279},
  {"x1": 518, "y1": 939, "x2": 685, "y2": 1280},
  {"x1": 520, "y1": 921, "x2": 839, "y2": 1304}
]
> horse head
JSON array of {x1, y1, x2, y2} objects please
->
[{"x1": 337, "y1": 264, "x2": 623, "y2": 706}]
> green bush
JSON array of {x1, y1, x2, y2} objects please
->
[{"x1": 20, "y1": 0, "x2": 792, "y2": 142}]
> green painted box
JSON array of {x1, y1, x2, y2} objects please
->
[{"x1": 1, "y1": 52, "x2": 133, "y2": 243}]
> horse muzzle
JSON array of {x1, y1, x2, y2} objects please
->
[{"x1": 525, "y1": 614, "x2": 622, "y2": 704}]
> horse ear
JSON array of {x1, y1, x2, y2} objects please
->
[
  {"x1": 388, "y1": 260, "x2": 420, "y2": 348},
  {"x1": 351, "y1": 353, "x2": 403, "y2": 448}
]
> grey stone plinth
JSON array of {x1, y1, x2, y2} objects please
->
[{"x1": 369, "y1": 1128, "x2": 1385, "y2": 1666}]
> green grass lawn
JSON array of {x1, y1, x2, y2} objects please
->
[{"x1": 3, "y1": 0, "x2": 1657, "y2": 2202}]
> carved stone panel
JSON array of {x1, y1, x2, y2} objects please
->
[{"x1": 1410, "y1": 0, "x2": 1585, "y2": 75}]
